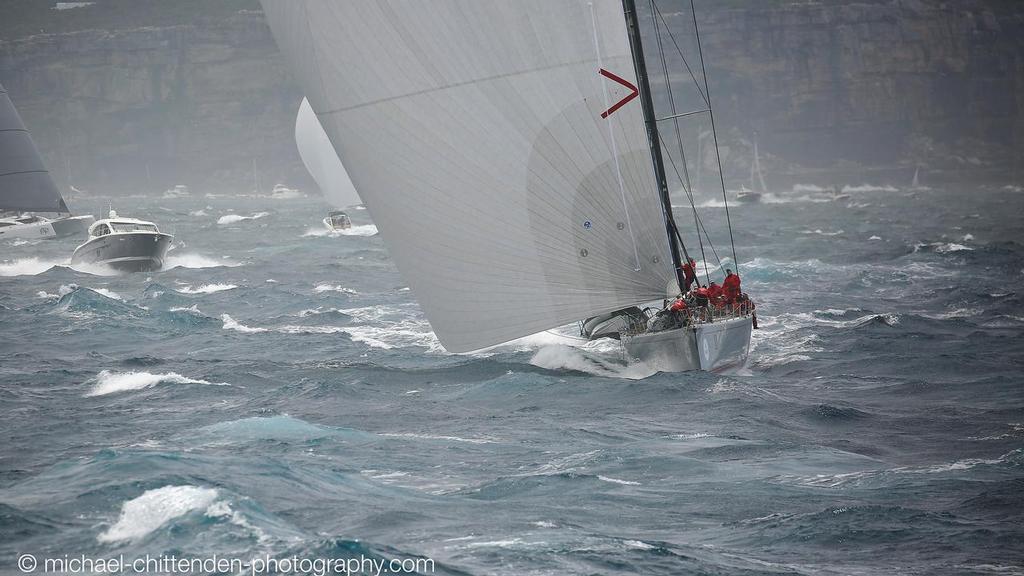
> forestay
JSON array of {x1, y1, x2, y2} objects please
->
[
  {"x1": 295, "y1": 97, "x2": 362, "y2": 209},
  {"x1": 0, "y1": 84, "x2": 67, "y2": 213},
  {"x1": 262, "y1": 0, "x2": 673, "y2": 352}
]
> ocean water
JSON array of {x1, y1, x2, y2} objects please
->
[{"x1": 1, "y1": 186, "x2": 1022, "y2": 575}]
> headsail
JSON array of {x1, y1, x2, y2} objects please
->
[
  {"x1": 0, "y1": 83, "x2": 67, "y2": 213},
  {"x1": 295, "y1": 97, "x2": 362, "y2": 209},
  {"x1": 262, "y1": 1, "x2": 673, "y2": 352}
]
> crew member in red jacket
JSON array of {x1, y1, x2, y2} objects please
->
[
  {"x1": 707, "y1": 281, "x2": 725, "y2": 308},
  {"x1": 679, "y1": 257, "x2": 697, "y2": 291},
  {"x1": 723, "y1": 268, "x2": 741, "y2": 303}
]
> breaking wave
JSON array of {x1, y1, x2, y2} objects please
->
[
  {"x1": 175, "y1": 283, "x2": 238, "y2": 295},
  {"x1": 98, "y1": 485, "x2": 220, "y2": 543},
  {"x1": 86, "y1": 370, "x2": 229, "y2": 397}
]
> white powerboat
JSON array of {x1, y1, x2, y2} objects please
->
[
  {"x1": 270, "y1": 183, "x2": 301, "y2": 199},
  {"x1": 71, "y1": 211, "x2": 172, "y2": 272},
  {"x1": 322, "y1": 210, "x2": 352, "y2": 231}
]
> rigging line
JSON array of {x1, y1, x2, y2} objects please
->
[
  {"x1": 589, "y1": 1, "x2": 642, "y2": 272},
  {"x1": 649, "y1": 0, "x2": 694, "y2": 268},
  {"x1": 659, "y1": 133, "x2": 721, "y2": 275},
  {"x1": 690, "y1": 0, "x2": 738, "y2": 273},
  {"x1": 652, "y1": 0, "x2": 708, "y2": 109}
]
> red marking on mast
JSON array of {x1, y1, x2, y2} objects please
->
[{"x1": 598, "y1": 68, "x2": 639, "y2": 119}]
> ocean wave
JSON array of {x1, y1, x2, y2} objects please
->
[
  {"x1": 195, "y1": 415, "x2": 369, "y2": 444},
  {"x1": 313, "y1": 283, "x2": 358, "y2": 294},
  {"x1": 378, "y1": 432, "x2": 497, "y2": 444},
  {"x1": 86, "y1": 369, "x2": 229, "y2": 396},
  {"x1": 175, "y1": 283, "x2": 238, "y2": 295},
  {"x1": 913, "y1": 241, "x2": 974, "y2": 254},
  {"x1": 217, "y1": 211, "x2": 269, "y2": 225},
  {"x1": 0, "y1": 257, "x2": 64, "y2": 277},
  {"x1": 841, "y1": 183, "x2": 899, "y2": 193},
  {"x1": 529, "y1": 345, "x2": 657, "y2": 380},
  {"x1": 800, "y1": 229, "x2": 844, "y2": 236},
  {"x1": 220, "y1": 314, "x2": 269, "y2": 333},
  {"x1": 37, "y1": 284, "x2": 79, "y2": 300},
  {"x1": 98, "y1": 485, "x2": 220, "y2": 543}
]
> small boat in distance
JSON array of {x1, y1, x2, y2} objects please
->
[
  {"x1": 735, "y1": 134, "x2": 768, "y2": 204},
  {"x1": 323, "y1": 210, "x2": 352, "y2": 231},
  {"x1": 163, "y1": 184, "x2": 190, "y2": 198},
  {"x1": 270, "y1": 184, "x2": 301, "y2": 199},
  {"x1": 735, "y1": 187, "x2": 763, "y2": 204},
  {"x1": 71, "y1": 210, "x2": 172, "y2": 272}
]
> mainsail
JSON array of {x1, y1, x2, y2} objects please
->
[
  {"x1": 262, "y1": 1, "x2": 674, "y2": 352},
  {"x1": 295, "y1": 97, "x2": 362, "y2": 209},
  {"x1": 0, "y1": 83, "x2": 67, "y2": 213}
]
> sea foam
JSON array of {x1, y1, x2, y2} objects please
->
[
  {"x1": 98, "y1": 485, "x2": 220, "y2": 543},
  {"x1": 86, "y1": 370, "x2": 228, "y2": 397}
]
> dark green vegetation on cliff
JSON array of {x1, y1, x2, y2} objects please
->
[{"x1": 0, "y1": 0, "x2": 1021, "y2": 195}]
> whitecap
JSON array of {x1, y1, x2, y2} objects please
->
[
  {"x1": 90, "y1": 288, "x2": 124, "y2": 302},
  {"x1": 313, "y1": 283, "x2": 358, "y2": 295},
  {"x1": 0, "y1": 257, "x2": 62, "y2": 277},
  {"x1": 86, "y1": 370, "x2": 228, "y2": 396},
  {"x1": 220, "y1": 314, "x2": 268, "y2": 333},
  {"x1": 175, "y1": 283, "x2": 238, "y2": 295},
  {"x1": 597, "y1": 475, "x2": 641, "y2": 486},
  {"x1": 276, "y1": 325, "x2": 348, "y2": 334},
  {"x1": 164, "y1": 253, "x2": 240, "y2": 269},
  {"x1": 336, "y1": 224, "x2": 378, "y2": 236},
  {"x1": 98, "y1": 485, "x2": 219, "y2": 543},
  {"x1": 378, "y1": 432, "x2": 496, "y2": 444}
]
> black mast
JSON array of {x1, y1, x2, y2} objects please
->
[{"x1": 621, "y1": 0, "x2": 686, "y2": 294}]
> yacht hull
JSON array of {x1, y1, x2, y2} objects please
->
[
  {"x1": 0, "y1": 214, "x2": 94, "y2": 240},
  {"x1": 623, "y1": 315, "x2": 752, "y2": 373},
  {"x1": 71, "y1": 232, "x2": 172, "y2": 272}
]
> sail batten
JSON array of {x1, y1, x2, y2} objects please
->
[{"x1": 263, "y1": 0, "x2": 674, "y2": 351}]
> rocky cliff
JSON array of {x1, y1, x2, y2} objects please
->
[{"x1": 0, "y1": 0, "x2": 1021, "y2": 196}]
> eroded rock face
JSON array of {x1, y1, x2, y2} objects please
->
[
  {"x1": 1, "y1": 1, "x2": 1021, "y2": 195},
  {"x1": 1, "y1": 11, "x2": 303, "y2": 195}
]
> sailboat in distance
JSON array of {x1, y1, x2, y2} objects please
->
[
  {"x1": 262, "y1": 0, "x2": 754, "y2": 371},
  {"x1": 295, "y1": 97, "x2": 361, "y2": 231},
  {"x1": 0, "y1": 83, "x2": 94, "y2": 240}
]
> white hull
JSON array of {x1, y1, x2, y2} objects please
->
[
  {"x1": 71, "y1": 232, "x2": 172, "y2": 272},
  {"x1": 622, "y1": 315, "x2": 752, "y2": 373},
  {"x1": 0, "y1": 214, "x2": 94, "y2": 240}
]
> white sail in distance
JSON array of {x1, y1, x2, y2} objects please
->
[
  {"x1": 262, "y1": 0, "x2": 674, "y2": 352},
  {"x1": 295, "y1": 97, "x2": 362, "y2": 209}
]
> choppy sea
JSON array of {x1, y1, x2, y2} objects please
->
[{"x1": 1, "y1": 184, "x2": 1022, "y2": 575}]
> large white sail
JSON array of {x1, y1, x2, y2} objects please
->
[
  {"x1": 0, "y1": 83, "x2": 67, "y2": 213},
  {"x1": 262, "y1": 0, "x2": 673, "y2": 352},
  {"x1": 295, "y1": 97, "x2": 361, "y2": 209}
]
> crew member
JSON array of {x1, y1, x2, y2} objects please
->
[
  {"x1": 707, "y1": 281, "x2": 724, "y2": 308},
  {"x1": 723, "y1": 268, "x2": 741, "y2": 303},
  {"x1": 679, "y1": 257, "x2": 697, "y2": 291}
]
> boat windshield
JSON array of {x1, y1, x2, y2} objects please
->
[{"x1": 110, "y1": 222, "x2": 158, "y2": 233}]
